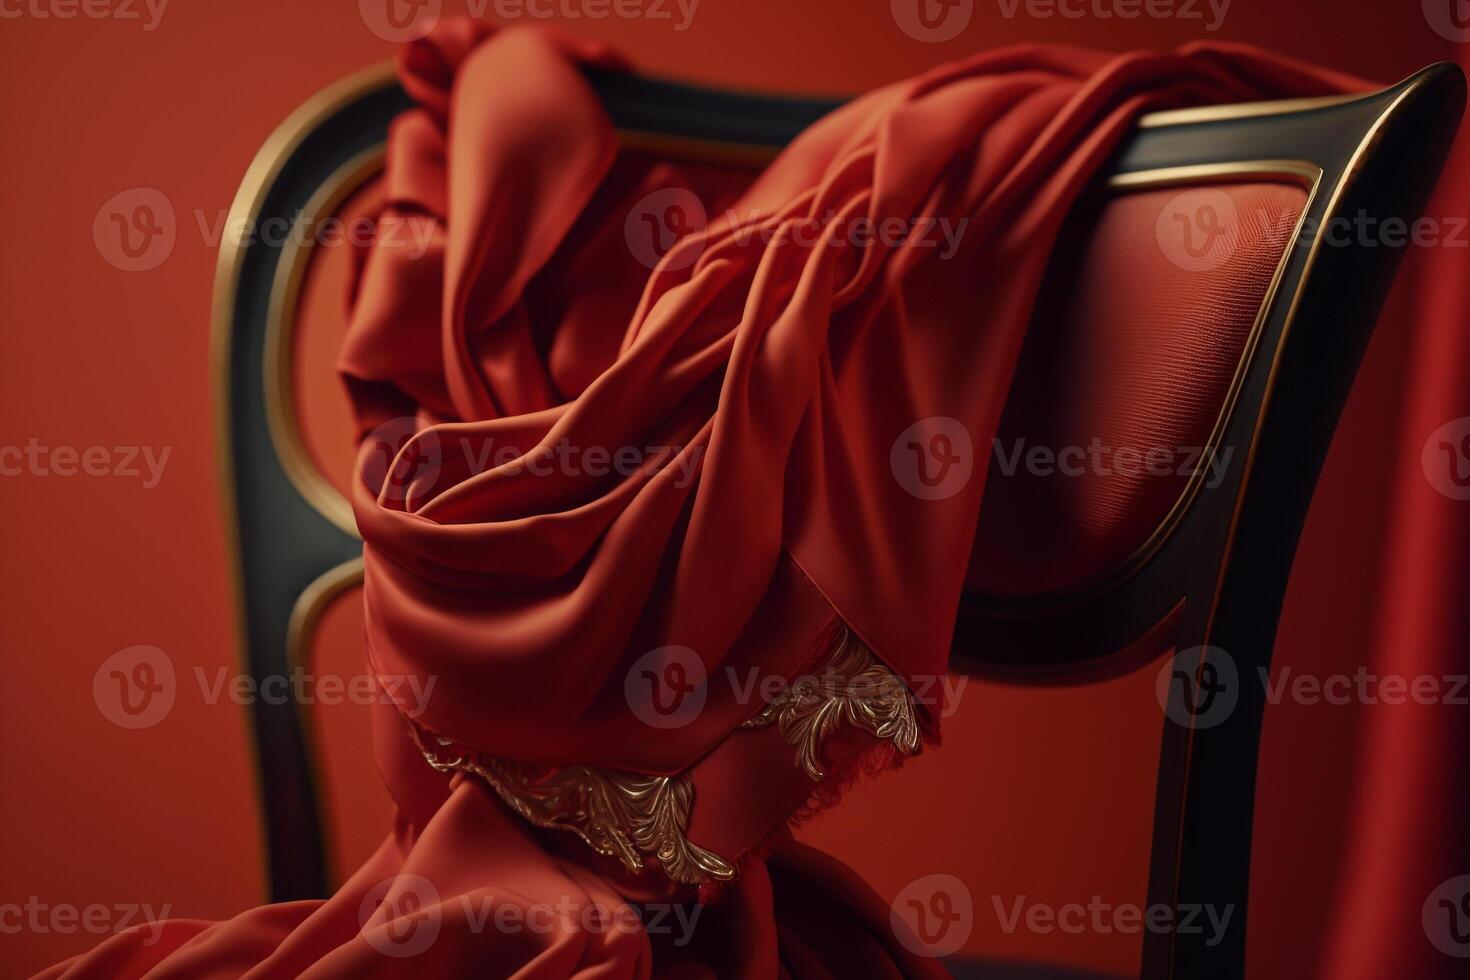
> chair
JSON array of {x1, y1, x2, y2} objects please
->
[{"x1": 213, "y1": 56, "x2": 1464, "y2": 979}]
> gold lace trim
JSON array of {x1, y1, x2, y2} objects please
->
[
  {"x1": 409, "y1": 726, "x2": 736, "y2": 885},
  {"x1": 738, "y1": 624, "x2": 923, "y2": 779},
  {"x1": 409, "y1": 624, "x2": 920, "y2": 885}
]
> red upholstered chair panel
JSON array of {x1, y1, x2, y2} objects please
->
[{"x1": 968, "y1": 181, "x2": 1309, "y2": 597}]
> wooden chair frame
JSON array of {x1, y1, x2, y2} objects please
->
[{"x1": 214, "y1": 58, "x2": 1464, "y2": 979}]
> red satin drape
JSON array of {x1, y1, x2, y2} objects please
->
[
  {"x1": 339, "y1": 20, "x2": 1361, "y2": 786},
  {"x1": 35, "y1": 21, "x2": 1399, "y2": 980},
  {"x1": 1323, "y1": 40, "x2": 1470, "y2": 980}
]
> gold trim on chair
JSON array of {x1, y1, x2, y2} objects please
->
[
  {"x1": 1136, "y1": 92, "x2": 1361, "y2": 129},
  {"x1": 264, "y1": 150, "x2": 385, "y2": 538},
  {"x1": 212, "y1": 59, "x2": 408, "y2": 898},
  {"x1": 284, "y1": 557, "x2": 367, "y2": 885},
  {"x1": 1197, "y1": 78, "x2": 1431, "y2": 650},
  {"x1": 1091, "y1": 160, "x2": 1322, "y2": 596},
  {"x1": 962, "y1": 160, "x2": 1323, "y2": 616}
]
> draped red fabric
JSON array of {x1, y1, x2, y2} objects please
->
[
  {"x1": 339, "y1": 21, "x2": 1359, "y2": 773},
  {"x1": 1322, "y1": 40, "x2": 1470, "y2": 980},
  {"x1": 37, "y1": 21, "x2": 1370, "y2": 980}
]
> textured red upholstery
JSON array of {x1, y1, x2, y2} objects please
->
[{"x1": 968, "y1": 181, "x2": 1309, "y2": 596}]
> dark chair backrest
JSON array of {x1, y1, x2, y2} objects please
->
[{"x1": 214, "y1": 57, "x2": 1464, "y2": 979}]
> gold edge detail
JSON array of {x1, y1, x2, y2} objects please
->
[
  {"x1": 1149, "y1": 70, "x2": 1447, "y2": 980},
  {"x1": 739, "y1": 625, "x2": 922, "y2": 780},
  {"x1": 1134, "y1": 91, "x2": 1362, "y2": 128},
  {"x1": 284, "y1": 557, "x2": 366, "y2": 886},
  {"x1": 211, "y1": 59, "x2": 401, "y2": 899},
  {"x1": 961, "y1": 159, "x2": 1323, "y2": 617},
  {"x1": 264, "y1": 149, "x2": 385, "y2": 539},
  {"x1": 407, "y1": 624, "x2": 920, "y2": 885},
  {"x1": 407, "y1": 724, "x2": 736, "y2": 885}
]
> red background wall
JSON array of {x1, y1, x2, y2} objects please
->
[{"x1": 0, "y1": 2, "x2": 1454, "y2": 976}]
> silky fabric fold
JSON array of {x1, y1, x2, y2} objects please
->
[
  {"x1": 342, "y1": 25, "x2": 1359, "y2": 774},
  {"x1": 38, "y1": 21, "x2": 1367, "y2": 979}
]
